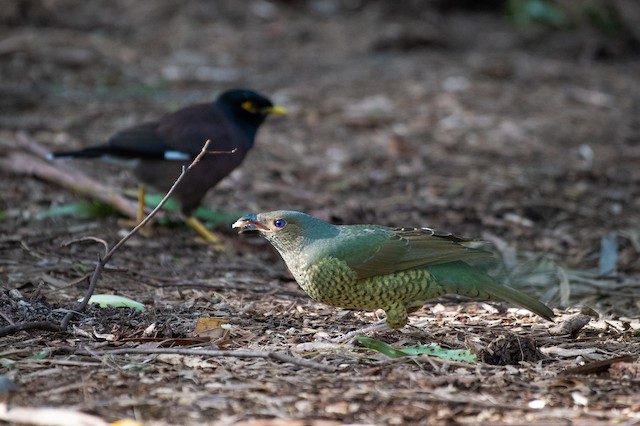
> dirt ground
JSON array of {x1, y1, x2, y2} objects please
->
[{"x1": 1, "y1": 1, "x2": 640, "y2": 425}]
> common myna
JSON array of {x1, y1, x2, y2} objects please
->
[{"x1": 50, "y1": 89, "x2": 286, "y2": 245}]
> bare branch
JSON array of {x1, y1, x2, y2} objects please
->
[
  {"x1": 61, "y1": 236, "x2": 109, "y2": 257},
  {"x1": 81, "y1": 346, "x2": 340, "y2": 372},
  {"x1": 206, "y1": 147, "x2": 237, "y2": 155},
  {"x1": 60, "y1": 139, "x2": 214, "y2": 330},
  {"x1": 0, "y1": 321, "x2": 64, "y2": 336}
]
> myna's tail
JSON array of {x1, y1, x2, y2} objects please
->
[{"x1": 47, "y1": 145, "x2": 113, "y2": 160}]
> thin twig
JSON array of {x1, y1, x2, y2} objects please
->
[
  {"x1": 0, "y1": 310, "x2": 15, "y2": 326},
  {"x1": 80, "y1": 346, "x2": 340, "y2": 372},
  {"x1": 60, "y1": 139, "x2": 214, "y2": 330},
  {"x1": 0, "y1": 321, "x2": 66, "y2": 335},
  {"x1": 45, "y1": 273, "x2": 92, "y2": 292},
  {"x1": 60, "y1": 236, "x2": 109, "y2": 255}
]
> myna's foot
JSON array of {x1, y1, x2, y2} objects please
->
[
  {"x1": 136, "y1": 184, "x2": 153, "y2": 237},
  {"x1": 184, "y1": 216, "x2": 226, "y2": 251}
]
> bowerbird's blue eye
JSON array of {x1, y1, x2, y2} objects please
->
[{"x1": 273, "y1": 219, "x2": 286, "y2": 229}]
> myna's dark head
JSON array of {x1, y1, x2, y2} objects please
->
[{"x1": 216, "y1": 89, "x2": 287, "y2": 128}]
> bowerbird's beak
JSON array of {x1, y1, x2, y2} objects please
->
[{"x1": 232, "y1": 214, "x2": 268, "y2": 233}]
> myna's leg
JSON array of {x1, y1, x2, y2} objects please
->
[
  {"x1": 137, "y1": 184, "x2": 146, "y2": 224},
  {"x1": 118, "y1": 184, "x2": 152, "y2": 234},
  {"x1": 136, "y1": 184, "x2": 154, "y2": 236},
  {"x1": 183, "y1": 216, "x2": 225, "y2": 251}
]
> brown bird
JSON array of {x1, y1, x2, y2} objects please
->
[{"x1": 49, "y1": 89, "x2": 286, "y2": 245}]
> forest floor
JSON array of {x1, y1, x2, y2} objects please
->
[{"x1": 1, "y1": 1, "x2": 640, "y2": 425}]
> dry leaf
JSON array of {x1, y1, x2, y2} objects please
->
[{"x1": 193, "y1": 317, "x2": 230, "y2": 342}]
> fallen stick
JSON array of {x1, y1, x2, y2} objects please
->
[
  {"x1": 0, "y1": 403, "x2": 108, "y2": 426},
  {"x1": 82, "y1": 347, "x2": 340, "y2": 373},
  {"x1": 1, "y1": 133, "x2": 140, "y2": 219}
]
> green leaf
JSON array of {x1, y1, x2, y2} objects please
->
[
  {"x1": 30, "y1": 350, "x2": 51, "y2": 360},
  {"x1": 355, "y1": 336, "x2": 476, "y2": 363},
  {"x1": 354, "y1": 336, "x2": 410, "y2": 358},
  {"x1": 142, "y1": 193, "x2": 181, "y2": 212},
  {"x1": 507, "y1": 0, "x2": 565, "y2": 27},
  {"x1": 81, "y1": 294, "x2": 145, "y2": 311},
  {"x1": 401, "y1": 345, "x2": 477, "y2": 363},
  {"x1": 0, "y1": 358, "x2": 17, "y2": 369},
  {"x1": 142, "y1": 193, "x2": 240, "y2": 226},
  {"x1": 36, "y1": 201, "x2": 117, "y2": 219},
  {"x1": 193, "y1": 208, "x2": 243, "y2": 227}
]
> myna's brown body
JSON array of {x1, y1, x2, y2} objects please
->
[{"x1": 50, "y1": 89, "x2": 286, "y2": 243}]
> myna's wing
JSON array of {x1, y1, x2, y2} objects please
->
[
  {"x1": 157, "y1": 103, "x2": 238, "y2": 154},
  {"x1": 106, "y1": 122, "x2": 187, "y2": 159}
]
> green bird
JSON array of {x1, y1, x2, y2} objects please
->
[{"x1": 233, "y1": 210, "x2": 554, "y2": 329}]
